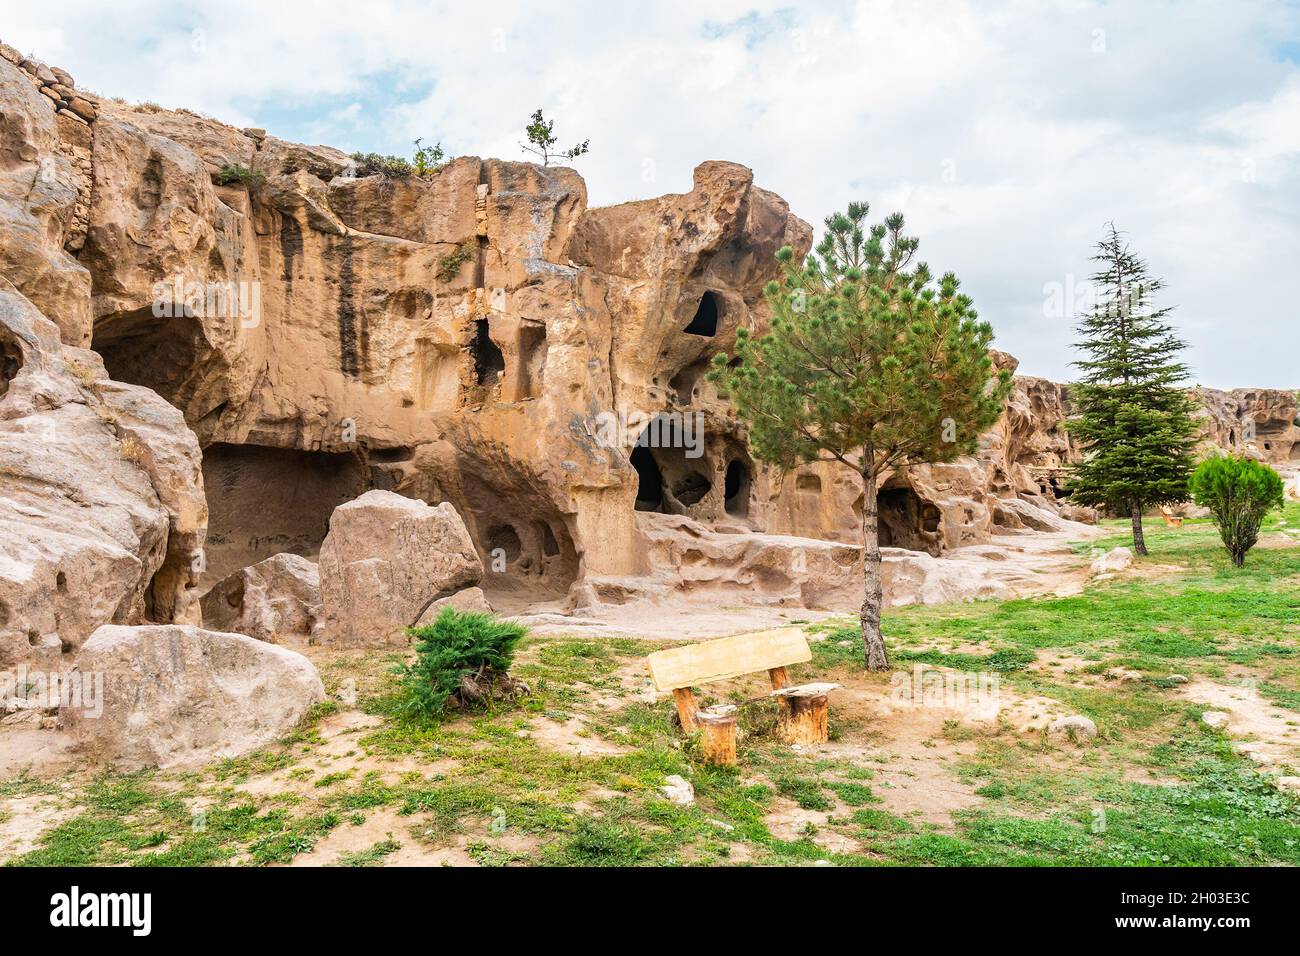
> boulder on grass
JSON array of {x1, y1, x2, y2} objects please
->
[
  {"x1": 413, "y1": 587, "x2": 494, "y2": 626},
  {"x1": 1090, "y1": 547, "x2": 1133, "y2": 576},
  {"x1": 200, "y1": 552, "x2": 321, "y2": 643},
  {"x1": 62, "y1": 624, "x2": 325, "y2": 770},
  {"x1": 318, "y1": 491, "x2": 483, "y2": 645}
]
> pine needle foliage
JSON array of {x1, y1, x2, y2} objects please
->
[
  {"x1": 400, "y1": 609, "x2": 527, "y2": 717},
  {"x1": 1068, "y1": 224, "x2": 1201, "y2": 554},
  {"x1": 709, "y1": 202, "x2": 1011, "y2": 669},
  {"x1": 1189, "y1": 455, "x2": 1284, "y2": 567}
]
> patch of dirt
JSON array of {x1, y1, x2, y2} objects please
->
[
  {"x1": 0, "y1": 792, "x2": 80, "y2": 859},
  {"x1": 763, "y1": 797, "x2": 861, "y2": 854},
  {"x1": 525, "y1": 715, "x2": 631, "y2": 756},
  {"x1": 1182, "y1": 679, "x2": 1300, "y2": 768}
]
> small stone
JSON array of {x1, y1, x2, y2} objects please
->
[
  {"x1": 0, "y1": 43, "x2": 22, "y2": 64},
  {"x1": 51, "y1": 66, "x2": 74, "y2": 88},
  {"x1": 707, "y1": 818, "x2": 735, "y2": 832},
  {"x1": 67, "y1": 97, "x2": 97, "y2": 122},
  {"x1": 1202, "y1": 710, "x2": 1230, "y2": 729},
  {"x1": 1166, "y1": 674, "x2": 1189, "y2": 684},
  {"x1": 1275, "y1": 776, "x2": 1300, "y2": 793},
  {"x1": 661, "y1": 774, "x2": 695, "y2": 805},
  {"x1": 1048, "y1": 714, "x2": 1097, "y2": 740},
  {"x1": 1106, "y1": 667, "x2": 1143, "y2": 683}
]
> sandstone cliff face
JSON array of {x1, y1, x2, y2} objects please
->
[
  {"x1": 0, "y1": 44, "x2": 1294, "y2": 645},
  {"x1": 0, "y1": 280, "x2": 206, "y2": 668}
]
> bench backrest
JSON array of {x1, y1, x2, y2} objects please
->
[{"x1": 646, "y1": 627, "x2": 812, "y2": 692}]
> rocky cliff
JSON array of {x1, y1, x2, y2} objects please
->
[{"x1": 1, "y1": 45, "x2": 1296, "y2": 666}]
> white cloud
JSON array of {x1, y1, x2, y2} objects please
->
[{"x1": 3, "y1": 0, "x2": 1297, "y2": 386}]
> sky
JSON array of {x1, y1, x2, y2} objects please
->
[{"x1": 4, "y1": 0, "x2": 1298, "y2": 388}]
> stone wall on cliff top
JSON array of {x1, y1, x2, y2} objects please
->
[{"x1": 1, "y1": 43, "x2": 1296, "y2": 643}]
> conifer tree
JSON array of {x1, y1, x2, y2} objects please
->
[
  {"x1": 1068, "y1": 225, "x2": 1200, "y2": 554},
  {"x1": 711, "y1": 203, "x2": 1011, "y2": 670}
]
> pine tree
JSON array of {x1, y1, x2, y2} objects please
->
[
  {"x1": 1068, "y1": 225, "x2": 1200, "y2": 555},
  {"x1": 710, "y1": 203, "x2": 1011, "y2": 670}
]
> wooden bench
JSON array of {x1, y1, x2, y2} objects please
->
[
  {"x1": 1160, "y1": 507, "x2": 1183, "y2": 528},
  {"x1": 646, "y1": 627, "x2": 839, "y2": 765}
]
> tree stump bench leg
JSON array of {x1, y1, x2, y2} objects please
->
[
  {"x1": 697, "y1": 712, "x2": 738, "y2": 766},
  {"x1": 777, "y1": 693, "x2": 830, "y2": 744},
  {"x1": 672, "y1": 687, "x2": 699, "y2": 732}
]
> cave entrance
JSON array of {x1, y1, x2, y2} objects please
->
[
  {"x1": 471, "y1": 318, "x2": 505, "y2": 387},
  {"x1": 684, "y1": 291, "x2": 720, "y2": 337},
  {"x1": 92, "y1": 307, "x2": 205, "y2": 412},
  {"x1": 0, "y1": 331, "x2": 22, "y2": 400},
  {"x1": 631, "y1": 444, "x2": 665, "y2": 511},
  {"x1": 200, "y1": 443, "x2": 368, "y2": 589},
  {"x1": 724, "y1": 459, "x2": 750, "y2": 516},
  {"x1": 877, "y1": 483, "x2": 941, "y2": 554}
]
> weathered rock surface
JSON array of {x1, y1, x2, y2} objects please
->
[
  {"x1": 0, "y1": 56, "x2": 92, "y2": 345},
  {"x1": 62, "y1": 623, "x2": 324, "y2": 770},
  {"x1": 413, "y1": 586, "x2": 494, "y2": 625},
  {"x1": 1091, "y1": 547, "x2": 1134, "y2": 576},
  {"x1": 200, "y1": 552, "x2": 321, "y2": 643},
  {"x1": 318, "y1": 490, "x2": 483, "y2": 644},
  {"x1": 0, "y1": 47, "x2": 1292, "y2": 631},
  {"x1": 0, "y1": 281, "x2": 206, "y2": 668},
  {"x1": 1048, "y1": 714, "x2": 1097, "y2": 741}
]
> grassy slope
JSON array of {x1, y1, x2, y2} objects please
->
[{"x1": 5, "y1": 505, "x2": 1298, "y2": 867}]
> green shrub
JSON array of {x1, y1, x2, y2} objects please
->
[
  {"x1": 436, "y1": 241, "x2": 475, "y2": 283},
  {"x1": 350, "y1": 138, "x2": 449, "y2": 179},
  {"x1": 1188, "y1": 455, "x2": 1284, "y2": 566},
  {"x1": 350, "y1": 151, "x2": 413, "y2": 178},
  {"x1": 399, "y1": 609, "x2": 528, "y2": 717},
  {"x1": 214, "y1": 163, "x2": 265, "y2": 188},
  {"x1": 411, "y1": 137, "x2": 446, "y2": 175}
]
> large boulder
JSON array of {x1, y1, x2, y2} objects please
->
[
  {"x1": 200, "y1": 552, "x2": 321, "y2": 643},
  {"x1": 318, "y1": 490, "x2": 483, "y2": 645},
  {"x1": 0, "y1": 281, "x2": 207, "y2": 669},
  {"x1": 62, "y1": 624, "x2": 325, "y2": 770}
]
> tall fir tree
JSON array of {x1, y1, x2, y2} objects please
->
[
  {"x1": 710, "y1": 204, "x2": 1011, "y2": 670},
  {"x1": 1068, "y1": 225, "x2": 1200, "y2": 554}
]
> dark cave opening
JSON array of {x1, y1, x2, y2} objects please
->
[
  {"x1": 724, "y1": 459, "x2": 750, "y2": 516},
  {"x1": 200, "y1": 443, "x2": 368, "y2": 588},
  {"x1": 877, "y1": 483, "x2": 941, "y2": 554},
  {"x1": 631, "y1": 444, "x2": 664, "y2": 511},
  {"x1": 471, "y1": 318, "x2": 505, "y2": 387},
  {"x1": 684, "y1": 291, "x2": 720, "y2": 337}
]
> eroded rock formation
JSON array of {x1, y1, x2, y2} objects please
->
[
  {"x1": 0, "y1": 281, "x2": 205, "y2": 668},
  {"x1": 0, "y1": 44, "x2": 1295, "y2": 660}
]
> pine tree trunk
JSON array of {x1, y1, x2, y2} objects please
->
[
  {"x1": 1130, "y1": 502, "x2": 1148, "y2": 556},
  {"x1": 860, "y1": 459, "x2": 889, "y2": 671}
]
